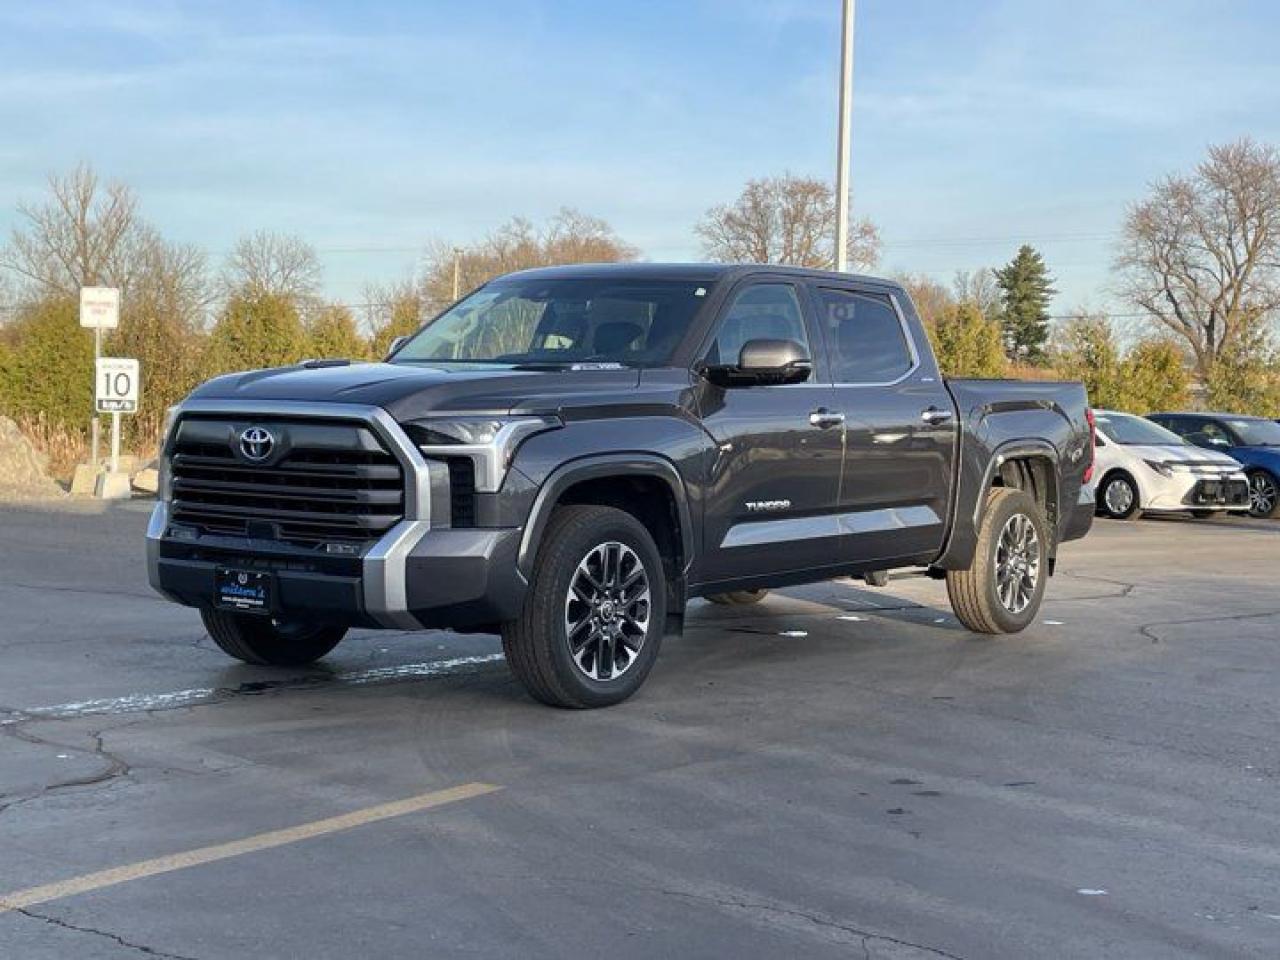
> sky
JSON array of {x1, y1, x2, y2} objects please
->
[{"x1": 1, "y1": 0, "x2": 1278, "y2": 317}]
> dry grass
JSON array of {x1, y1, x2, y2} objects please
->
[{"x1": 13, "y1": 414, "x2": 88, "y2": 482}]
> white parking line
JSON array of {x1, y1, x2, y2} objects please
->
[{"x1": 0, "y1": 653, "x2": 507, "y2": 726}]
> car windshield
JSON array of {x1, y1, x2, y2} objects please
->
[
  {"x1": 1095, "y1": 412, "x2": 1185, "y2": 446},
  {"x1": 1225, "y1": 418, "x2": 1280, "y2": 446},
  {"x1": 391, "y1": 278, "x2": 713, "y2": 367}
]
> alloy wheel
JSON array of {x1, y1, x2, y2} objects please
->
[
  {"x1": 1249, "y1": 472, "x2": 1277, "y2": 517},
  {"x1": 563, "y1": 541, "x2": 652, "y2": 681},
  {"x1": 994, "y1": 513, "x2": 1041, "y2": 615}
]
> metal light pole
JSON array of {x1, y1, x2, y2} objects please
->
[
  {"x1": 834, "y1": 0, "x2": 856, "y2": 273},
  {"x1": 451, "y1": 247, "x2": 463, "y2": 301}
]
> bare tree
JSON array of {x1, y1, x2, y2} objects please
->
[
  {"x1": 222, "y1": 230, "x2": 322, "y2": 303},
  {"x1": 696, "y1": 173, "x2": 879, "y2": 270},
  {"x1": 420, "y1": 208, "x2": 638, "y2": 304},
  {"x1": 1116, "y1": 138, "x2": 1280, "y2": 379},
  {"x1": 952, "y1": 268, "x2": 1002, "y2": 319},
  {"x1": 1, "y1": 163, "x2": 146, "y2": 296}
]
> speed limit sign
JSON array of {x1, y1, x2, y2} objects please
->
[{"x1": 96, "y1": 358, "x2": 140, "y2": 414}]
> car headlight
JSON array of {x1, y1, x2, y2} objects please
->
[
  {"x1": 1143, "y1": 459, "x2": 1175, "y2": 478},
  {"x1": 406, "y1": 415, "x2": 561, "y2": 492}
]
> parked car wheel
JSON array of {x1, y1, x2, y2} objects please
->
[
  {"x1": 502, "y1": 505, "x2": 666, "y2": 708},
  {"x1": 200, "y1": 609, "x2": 346, "y2": 666},
  {"x1": 863, "y1": 570, "x2": 890, "y2": 587},
  {"x1": 1097, "y1": 472, "x2": 1142, "y2": 520},
  {"x1": 946, "y1": 487, "x2": 1049, "y2": 634},
  {"x1": 1246, "y1": 470, "x2": 1280, "y2": 519},
  {"x1": 706, "y1": 589, "x2": 768, "y2": 605}
]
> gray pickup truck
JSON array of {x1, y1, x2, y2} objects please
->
[{"x1": 147, "y1": 263, "x2": 1095, "y2": 707}]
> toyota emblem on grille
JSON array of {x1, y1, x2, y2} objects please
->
[{"x1": 239, "y1": 426, "x2": 275, "y2": 462}]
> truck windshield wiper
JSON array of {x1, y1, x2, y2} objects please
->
[{"x1": 509, "y1": 359, "x2": 633, "y2": 371}]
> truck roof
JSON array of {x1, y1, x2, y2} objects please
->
[{"x1": 498, "y1": 261, "x2": 903, "y2": 291}]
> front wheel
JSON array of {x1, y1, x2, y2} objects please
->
[
  {"x1": 946, "y1": 488, "x2": 1050, "y2": 634},
  {"x1": 200, "y1": 609, "x2": 346, "y2": 666},
  {"x1": 1097, "y1": 473, "x2": 1141, "y2": 520},
  {"x1": 1247, "y1": 470, "x2": 1280, "y2": 519},
  {"x1": 502, "y1": 505, "x2": 666, "y2": 708}
]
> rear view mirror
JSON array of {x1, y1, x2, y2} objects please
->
[
  {"x1": 1187, "y1": 432, "x2": 1228, "y2": 449},
  {"x1": 385, "y1": 335, "x2": 409, "y2": 360},
  {"x1": 703, "y1": 338, "x2": 813, "y2": 387}
]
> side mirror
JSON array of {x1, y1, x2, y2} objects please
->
[
  {"x1": 703, "y1": 338, "x2": 813, "y2": 387},
  {"x1": 385, "y1": 335, "x2": 409, "y2": 360}
]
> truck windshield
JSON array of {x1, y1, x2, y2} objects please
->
[
  {"x1": 392, "y1": 278, "x2": 713, "y2": 367},
  {"x1": 1095, "y1": 413, "x2": 1185, "y2": 446}
]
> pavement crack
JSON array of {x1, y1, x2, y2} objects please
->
[
  {"x1": 0, "y1": 721, "x2": 135, "y2": 812},
  {"x1": 13, "y1": 906, "x2": 199, "y2": 960},
  {"x1": 1138, "y1": 609, "x2": 1280, "y2": 644},
  {"x1": 658, "y1": 888, "x2": 966, "y2": 958},
  {"x1": 3, "y1": 581, "x2": 161, "y2": 602}
]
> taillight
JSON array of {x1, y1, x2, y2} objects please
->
[{"x1": 1083, "y1": 408, "x2": 1097, "y2": 484}]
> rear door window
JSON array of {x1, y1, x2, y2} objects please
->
[{"x1": 813, "y1": 288, "x2": 914, "y2": 383}]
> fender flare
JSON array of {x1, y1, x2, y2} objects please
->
[
  {"x1": 516, "y1": 453, "x2": 695, "y2": 580},
  {"x1": 973, "y1": 439, "x2": 1061, "y2": 529}
]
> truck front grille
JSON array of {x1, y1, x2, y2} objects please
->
[{"x1": 169, "y1": 416, "x2": 405, "y2": 548}]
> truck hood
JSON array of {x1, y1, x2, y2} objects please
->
[{"x1": 189, "y1": 361, "x2": 646, "y2": 419}]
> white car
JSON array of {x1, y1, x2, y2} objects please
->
[{"x1": 1088, "y1": 410, "x2": 1250, "y2": 520}]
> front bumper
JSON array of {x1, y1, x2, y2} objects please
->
[
  {"x1": 1144, "y1": 472, "x2": 1250, "y2": 512},
  {"x1": 148, "y1": 503, "x2": 526, "y2": 630},
  {"x1": 146, "y1": 399, "x2": 528, "y2": 631}
]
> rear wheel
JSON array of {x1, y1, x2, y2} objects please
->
[
  {"x1": 502, "y1": 505, "x2": 666, "y2": 708},
  {"x1": 706, "y1": 589, "x2": 768, "y2": 606},
  {"x1": 1097, "y1": 473, "x2": 1141, "y2": 520},
  {"x1": 1246, "y1": 470, "x2": 1280, "y2": 519},
  {"x1": 200, "y1": 609, "x2": 346, "y2": 666},
  {"x1": 946, "y1": 488, "x2": 1049, "y2": 634}
]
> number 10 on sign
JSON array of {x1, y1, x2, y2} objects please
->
[{"x1": 95, "y1": 358, "x2": 139, "y2": 473}]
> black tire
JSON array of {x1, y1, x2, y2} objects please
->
[
  {"x1": 1190, "y1": 509, "x2": 1223, "y2": 520},
  {"x1": 706, "y1": 589, "x2": 769, "y2": 606},
  {"x1": 1246, "y1": 470, "x2": 1280, "y2": 519},
  {"x1": 501, "y1": 505, "x2": 667, "y2": 708},
  {"x1": 1096, "y1": 472, "x2": 1142, "y2": 520},
  {"x1": 862, "y1": 570, "x2": 889, "y2": 587},
  {"x1": 946, "y1": 487, "x2": 1050, "y2": 634},
  {"x1": 200, "y1": 609, "x2": 346, "y2": 666}
]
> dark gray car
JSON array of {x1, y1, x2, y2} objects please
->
[{"x1": 147, "y1": 264, "x2": 1095, "y2": 707}]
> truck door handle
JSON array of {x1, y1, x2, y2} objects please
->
[
  {"x1": 920, "y1": 407, "x2": 953, "y2": 425},
  {"x1": 809, "y1": 408, "x2": 845, "y2": 429}
]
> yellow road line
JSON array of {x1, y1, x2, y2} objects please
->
[{"x1": 0, "y1": 782, "x2": 501, "y2": 914}]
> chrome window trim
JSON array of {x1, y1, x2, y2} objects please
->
[{"x1": 148, "y1": 398, "x2": 442, "y2": 629}]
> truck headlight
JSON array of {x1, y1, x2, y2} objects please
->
[
  {"x1": 406, "y1": 415, "x2": 561, "y2": 492},
  {"x1": 1143, "y1": 459, "x2": 1175, "y2": 478}
]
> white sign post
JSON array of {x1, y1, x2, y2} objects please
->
[
  {"x1": 80, "y1": 287, "x2": 120, "y2": 466},
  {"x1": 95, "y1": 358, "x2": 139, "y2": 473}
]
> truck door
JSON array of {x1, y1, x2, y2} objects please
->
[
  {"x1": 810, "y1": 284, "x2": 957, "y2": 563},
  {"x1": 694, "y1": 281, "x2": 844, "y2": 584}
]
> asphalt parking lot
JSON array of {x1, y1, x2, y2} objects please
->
[{"x1": 1, "y1": 502, "x2": 1278, "y2": 959}]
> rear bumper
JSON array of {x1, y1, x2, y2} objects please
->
[
  {"x1": 148, "y1": 502, "x2": 526, "y2": 629},
  {"x1": 1061, "y1": 486, "x2": 1095, "y2": 544}
]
